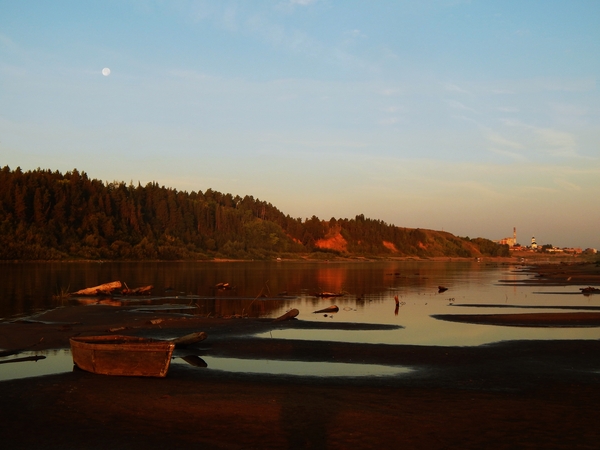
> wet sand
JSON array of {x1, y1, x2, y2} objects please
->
[{"x1": 1, "y1": 261, "x2": 600, "y2": 449}]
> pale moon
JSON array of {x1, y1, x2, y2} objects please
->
[{"x1": 102, "y1": 68, "x2": 111, "y2": 76}]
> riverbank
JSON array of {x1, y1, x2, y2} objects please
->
[
  {"x1": 1, "y1": 261, "x2": 599, "y2": 448},
  {"x1": 1, "y1": 250, "x2": 596, "y2": 264}
]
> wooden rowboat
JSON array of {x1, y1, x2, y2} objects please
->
[{"x1": 70, "y1": 335, "x2": 175, "y2": 377}]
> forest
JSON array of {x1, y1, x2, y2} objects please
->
[{"x1": 0, "y1": 166, "x2": 510, "y2": 260}]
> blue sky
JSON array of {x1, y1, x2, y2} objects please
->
[{"x1": 1, "y1": 0, "x2": 599, "y2": 249}]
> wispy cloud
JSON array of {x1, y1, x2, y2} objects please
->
[
  {"x1": 489, "y1": 148, "x2": 527, "y2": 161},
  {"x1": 514, "y1": 28, "x2": 530, "y2": 37},
  {"x1": 289, "y1": 0, "x2": 318, "y2": 6},
  {"x1": 534, "y1": 128, "x2": 577, "y2": 157},
  {"x1": 497, "y1": 106, "x2": 519, "y2": 113},
  {"x1": 450, "y1": 114, "x2": 480, "y2": 126},
  {"x1": 0, "y1": 33, "x2": 19, "y2": 52},
  {"x1": 548, "y1": 102, "x2": 588, "y2": 117},
  {"x1": 380, "y1": 88, "x2": 403, "y2": 96},
  {"x1": 445, "y1": 99, "x2": 477, "y2": 114},
  {"x1": 347, "y1": 29, "x2": 366, "y2": 38},
  {"x1": 222, "y1": 5, "x2": 239, "y2": 31},
  {"x1": 383, "y1": 106, "x2": 407, "y2": 113},
  {"x1": 500, "y1": 120, "x2": 579, "y2": 158},
  {"x1": 490, "y1": 78, "x2": 595, "y2": 94},
  {"x1": 553, "y1": 178, "x2": 581, "y2": 191},
  {"x1": 442, "y1": 82, "x2": 469, "y2": 94},
  {"x1": 486, "y1": 132, "x2": 524, "y2": 150},
  {"x1": 277, "y1": 0, "x2": 319, "y2": 12}
]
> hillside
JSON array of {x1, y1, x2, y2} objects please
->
[{"x1": 0, "y1": 166, "x2": 509, "y2": 260}]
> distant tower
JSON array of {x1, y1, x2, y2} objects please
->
[
  {"x1": 513, "y1": 227, "x2": 516, "y2": 246},
  {"x1": 531, "y1": 236, "x2": 538, "y2": 249}
]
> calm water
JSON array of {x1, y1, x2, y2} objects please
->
[{"x1": 1, "y1": 260, "x2": 599, "y2": 380}]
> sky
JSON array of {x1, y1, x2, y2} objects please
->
[{"x1": 1, "y1": 0, "x2": 599, "y2": 249}]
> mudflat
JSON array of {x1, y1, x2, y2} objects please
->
[{"x1": 1, "y1": 261, "x2": 599, "y2": 449}]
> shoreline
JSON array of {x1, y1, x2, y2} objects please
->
[{"x1": 0, "y1": 251, "x2": 595, "y2": 264}]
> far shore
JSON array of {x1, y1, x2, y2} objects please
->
[{"x1": 1, "y1": 250, "x2": 596, "y2": 265}]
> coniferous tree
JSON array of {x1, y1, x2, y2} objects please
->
[{"x1": 0, "y1": 166, "x2": 508, "y2": 260}]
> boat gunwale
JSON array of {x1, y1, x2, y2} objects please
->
[{"x1": 70, "y1": 335, "x2": 175, "y2": 352}]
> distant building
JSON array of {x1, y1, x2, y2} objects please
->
[
  {"x1": 531, "y1": 236, "x2": 538, "y2": 250},
  {"x1": 496, "y1": 227, "x2": 517, "y2": 247},
  {"x1": 564, "y1": 247, "x2": 583, "y2": 254}
]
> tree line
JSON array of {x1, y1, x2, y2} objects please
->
[{"x1": 0, "y1": 166, "x2": 509, "y2": 260}]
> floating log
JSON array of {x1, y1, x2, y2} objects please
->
[
  {"x1": 108, "y1": 326, "x2": 128, "y2": 333},
  {"x1": 70, "y1": 281, "x2": 123, "y2": 296},
  {"x1": 0, "y1": 355, "x2": 46, "y2": 364},
  {"x1": 313, "y1": 305, "x2": 339, "y2": 314},
  {"x1": 122, "y1": 284, "x2": 153, "y2": 295},
  {"x1": 170, "y1": 331, "x2": 207, "y2": 348},
  {"x1": 581, "y1": 286, "x2": 600, "y2": 295},
  {"x1": 273, "y1": 309, "x2": 299, "y2": 322},
  {"x1": 314, "y1": 292, "x2": 344, "y2": 298}
]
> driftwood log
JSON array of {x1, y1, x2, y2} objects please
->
[
  {"x1": 122, "y1": 285, "x2": 153, "y2": 295},
  {"x1": 170, "y1": 331, "x2": 207, "y2": 348},
  {"x1": 581, "y1": 286, "x2": 600, "y2": 294},
  {"x1": 273, "y1": 308, "x2": 299, "y2": 322},
  {"x1": 70, "y1": 281, "x2": 123, "y2": 296},
  {"x1": 314, "y1": 292, "x2": 344, "y2": 298},
  {"x1": 0, "y1": 355, "x2": 46, "y2": 364},
  {"x1": 313, "y1": 305, "x2": 339, "y2": 314}
]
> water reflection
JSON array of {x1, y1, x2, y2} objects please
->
[
  {"x1": 0, "y1": 260, "x2": 499, "y2": 319},
  {"x1": 0, "y1": 349, "x2": 72, "y2": 381},
  {"x1": 172, "y1": 356, "x2": 411, "y2": 377},
  {"x1": 2, "y1": 261, "x2": 599, "y2": 349},
  {"x1": 2, "y1": 260, "x2": 600, "y2": 380}
]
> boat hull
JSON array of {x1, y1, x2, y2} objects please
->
[{"x1": 70, "y1": 335, "x2": 175, "y2": 377}]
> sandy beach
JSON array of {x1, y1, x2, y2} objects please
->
[{"x1": 1, "y1": 261, "x2": 600, "y2": 449}]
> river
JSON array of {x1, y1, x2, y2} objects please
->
[{"x1": 2, "y1": 260, "x2": 598, "y2": 347}]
